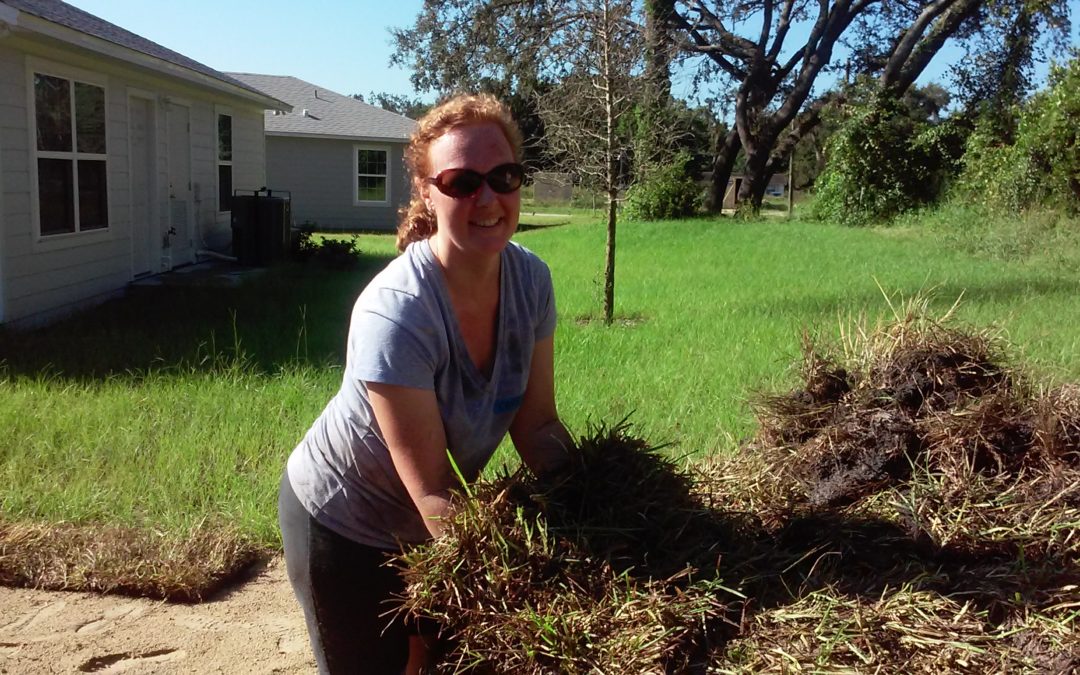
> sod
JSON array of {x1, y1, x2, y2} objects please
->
[
  {"x1": 398, "y1": 304, "x2": 1079, "y2": 673},
  {"x1": 0, "y1": 518, "x2": 262, "y2": 602}
]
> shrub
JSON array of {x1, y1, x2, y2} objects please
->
[
  {"x1": 623, "y1": 152, "x2": 702, "y2": 220},
  {"x1": 812, "y1": 95, "x2": 963, "y2": 226},
  {"x1": 289, "y1": 222, "x2": 318, "y2": 261},
  {"x1": 290, "y1": 224, "x2": 362, "y2": 269},
  {"x1": 954, "y1": 57, "x2": 1080, "y2": 213}
]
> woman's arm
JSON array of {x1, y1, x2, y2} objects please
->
[
  {"x1": 367, "y1": 382, "x2": 455, "y2": 538},
  {"x1": 509, "y1": 336, "x2": 572, "y2": 477}
]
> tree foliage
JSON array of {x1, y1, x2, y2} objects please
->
[
  {"x1": 811, "y1": 85, "x2": 965, "y2": 225},
  {"x1": 351, "y1": 92, "x2": 431, "y2": 120},
  {"x1": 954, "y1": 54, "x2": 1080, "y2": 212},
  {"x1": 667, "y1": 0, "x2": 992, "y2": 212},
  {"x1": 949, "y1": 0, "x2": 1071, "y2": 141},
  {"x1": 624, "y1": 151, "x2": 702, "y2": 220}
]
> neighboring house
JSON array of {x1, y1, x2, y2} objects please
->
[
  {"x1": 722, "y1": 174, "x2": 789, "y2": 209},
  {"x1": 227, "y1": 73, "x2": 417, "y2": 232},
  {"x1": 0, "y1": 0, "x2": 288, "y2": 326}
]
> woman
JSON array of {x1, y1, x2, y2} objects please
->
[{"x1": 278, "y1": 94, "x2": 572, "y2": 674}]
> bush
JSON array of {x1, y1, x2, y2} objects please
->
[
  {"x1": 954, "y1": 57, "x2": 1080, "y2": 213},
  {"x1": 812, "y1": 95, "x2": 963, "y2": 226},
  {"x1": 290, "y1": 224, "x2": 362, "y2": 269},
  {"x1": 623, "y1": 152, "x2": 702, "y2": 220}
]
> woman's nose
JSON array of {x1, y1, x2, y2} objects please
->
[{"x1": 474, "y1": 180, "x2": 498, "y2": 205}]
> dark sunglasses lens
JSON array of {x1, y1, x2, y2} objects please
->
[
  {"x1": 488, "y1": 164, "x2": 524, "y2": 193},
  {"x1": 440, "y1": 170, "x2": 484, "y2": 198}
]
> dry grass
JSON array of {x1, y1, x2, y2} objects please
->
[
  {"x1": 401, "y1": 299, "x2": 1080, "y2": 673},
  {"x1": 398, "y1": 425, "x2": 740, "y2": 673},
  {"x1": 0, "y1": 518, "x2": 262, "y2": 602}
]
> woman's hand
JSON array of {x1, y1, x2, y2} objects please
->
[
  {"x1": 510, "y1": 336, "x2": 572, "y2": 478},
  {"x1": 367, "y1": 382, "x2": 455, "y2": 538}
]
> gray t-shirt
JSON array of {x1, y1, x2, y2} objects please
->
[{"x1": 286, "y1": 239, "x2": 556, "y2": 550}]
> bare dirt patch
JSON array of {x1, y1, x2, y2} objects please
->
[{"x1": 0, "y1": 557, "x2": 313, "y2": 674}]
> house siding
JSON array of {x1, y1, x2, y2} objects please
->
[
  {"x1": 265, "y1": 135, "x2": 407, "y2": 231},
  {"x1": 0, "y1": 35, "x2": 268, "y2": 326}
]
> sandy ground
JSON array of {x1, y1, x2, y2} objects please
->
[{"x1": 0, "y1": 557, "x2": 315, "y2": 674}]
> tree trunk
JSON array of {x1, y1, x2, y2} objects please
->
[
  {"x1": 738, "y1": 140, "x2": 772, "y2": 211},
  {"x1": 640, "y1": 0, "x2": 675, "y2": 173},
  {"x1": 603, "y1": 0, "x2": 617, "y2": 326},
  {"x1": 706, "y1": 127, "x2": 741, "y2": 213}
]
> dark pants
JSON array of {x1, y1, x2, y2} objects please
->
[{"x1": 278, "y1": 472, "x2": 410, "y2": 674}]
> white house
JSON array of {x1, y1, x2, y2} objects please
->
[
  {"x1": 228, "y1": 73, "x2": 416, "y2": 232},
  {"x1": 0, "y1": 0, "x2": 288, "y2": 327}
]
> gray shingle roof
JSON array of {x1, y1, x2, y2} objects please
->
[
  {"x1": 5, "y1": 0, "x2": 278, "y2": 103},
  {"x1": 227, "y1": 73, "x2": 417, "y2": 142}
]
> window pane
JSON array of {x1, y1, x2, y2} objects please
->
[
  {"x1": 218, "y1": 164, "x2": 232, "y2": 211},
  {"x1": 218, "y1": 114, "x2": 232, "y2": 161},
  {"x1": 78, "y1": 160, "x2": 108, "y2": 230},
  {"x1": 35, "y1": 74, "x2": 72, "y2": 152},
  {"x1": 38, "y1": 158, "x2": 75, "y2": 235},
  {"x1": 357, "y1": 176, "x2": 386, "y2": 201},
  {"x1": 357, "y1": 149, "x2": 386, "y2": 175},
  {"x1": 75, "y1": 82, "x2": 106, "y2": 154}
]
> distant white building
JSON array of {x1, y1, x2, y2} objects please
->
[{"x1": 228, "y1": 73, "x2": 418, "y2": 232}]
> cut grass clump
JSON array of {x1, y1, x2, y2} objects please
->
[
  {"x1": 0, "y1": 518, "x2": 262, "y2": 602},
  {"x1": 735, "y1": 295, "x2": 1080, "y2": 561},
  {"x1": 398, "y1": 425, "x2": 739, "y2": 673},
  {"x1": 402, "y1": 300, "x2": 1079, "y2": 673}
]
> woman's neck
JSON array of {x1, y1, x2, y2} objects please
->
[{"x1": 430, "y1": 238, "x2": 501, "y2": 294}]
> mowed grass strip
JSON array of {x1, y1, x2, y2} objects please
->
[{"x1": 0, "y1": 215, "x2": 1078, "y2": 598}]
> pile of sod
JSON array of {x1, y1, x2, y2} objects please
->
[
  {"x1": 0, "y1": 518, "x2": 260, "y2": 602},
  {"x1": 398, "y1": 304, "x2": 1079, "y2": 673}
]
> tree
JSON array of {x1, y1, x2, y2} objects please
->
[
  {"x1": 811, "y1": 82, "x2": 965, "y2": 225},
  {"x1": 389, "y1": 0, "x2": 559, "y2": 168},
  {"x1": 666, "y1": 0, "x2": 994, "y2": 213},
  {"x1": 537, "y1": 0, "x2": 643, "y2": 324},
  {"x1": 351, "y1": 92, "x2": 431, "y2": 120},
  {"x1": 949, "y1": 0, "x2": 1071, "y2": 142}
]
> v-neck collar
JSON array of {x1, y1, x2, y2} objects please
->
[{"x1": 420, "y1": 239, "x2": 506, "y2": 388}]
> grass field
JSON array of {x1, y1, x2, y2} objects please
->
[{"x1": 2, "y1": 213, "x2": 1079, "y2": 558}]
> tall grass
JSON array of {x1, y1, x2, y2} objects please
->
[{"x1": 1, "y1": 213, "x2": 1078, "y2": 550}]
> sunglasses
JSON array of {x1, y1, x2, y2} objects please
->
[{"x1": 426, "y1": 163, "x2": 525, "y2": 199}]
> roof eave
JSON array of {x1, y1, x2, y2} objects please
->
[
  {"x1": 4, "y1": 7, "x2": 291, "y2": 111},
  {"x1": 266, "y1": 130, "x2": 411, "y2": 143}
]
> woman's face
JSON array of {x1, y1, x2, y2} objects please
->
[{"x1": 423, "y1": 122, "x2": 520, "y2": 264}]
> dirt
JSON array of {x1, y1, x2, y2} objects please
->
[{"x1": 0, "y1": 557, "x2": 314, "y2": 674}]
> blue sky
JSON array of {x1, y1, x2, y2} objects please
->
[
  {"x1": 69, "y1": 0, "x2": 427, "y2": 99},
  {"x1": 70, "y1": 0, "x2": 1079, "y2": 105}
]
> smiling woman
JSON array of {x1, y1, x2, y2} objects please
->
[{"x1": 278, "y1": 94, "x2": 572, "y2": 674}]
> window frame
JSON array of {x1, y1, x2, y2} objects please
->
[
  {"x1": 27, "y1": 60, "x2": 110, "y2": 242},
  {"x1": 353, "y1": 143, "x2": 391, "y2": 207},
  {"x1": 216, "y1": 106, "x2": 233, "y2": 214}
]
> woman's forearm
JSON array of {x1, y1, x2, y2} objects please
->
[{"x1": 516, "y1": 418, "x2": 572, "y2": 478}]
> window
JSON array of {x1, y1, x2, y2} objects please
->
[
  {"x1": 217, "y1": 113, "x2": 233, "y2": 212},
  {"x1": 33, "y1": 73, "x2": 108, "y2": 236},
  {"x1": 354, "y1": 145, "x2": 389, "y2": 205}
]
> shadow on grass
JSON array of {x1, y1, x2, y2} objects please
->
[{"x1": 0, "y1": 252, "x2": 396, "y2": 381}]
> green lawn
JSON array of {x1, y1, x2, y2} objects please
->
[{"x1": 1, "y1": 216, "x2": 1078, "y2": 550}]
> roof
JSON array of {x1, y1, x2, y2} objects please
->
[
  {"x1": 1, "y1": 0, "x2": 286, "y2": 107},
  {"x1": 227, "y1": 73, "x2": 417, "y2": 142}
]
